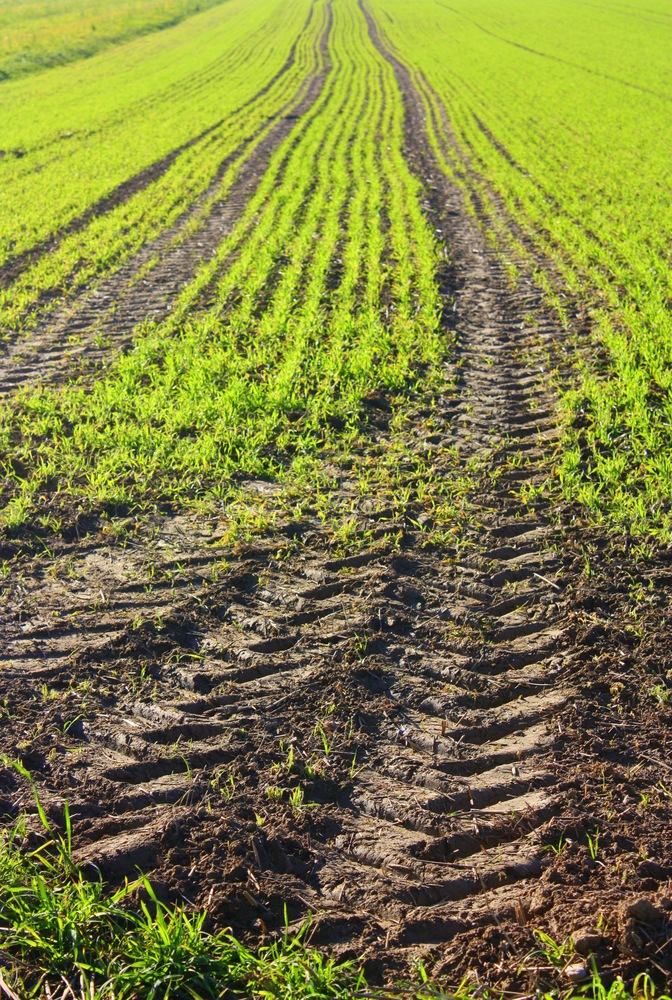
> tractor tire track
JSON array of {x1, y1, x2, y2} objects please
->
[
  {"x1": 3, "y1": 2, "x2": 671, "y2": 988},
  {"x1": 0, "y1": 4, "x2": 331, "y2": 396},
  {"x1": 0, "y1": 1, "x2": 576, "y2": 963},
  {"x1": 0, "y1": 120, "x2": 223, "y2": 292}
]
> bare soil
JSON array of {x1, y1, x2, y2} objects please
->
[{"x1": 1, "y1": 8, "x2": 671, "y2": 994}]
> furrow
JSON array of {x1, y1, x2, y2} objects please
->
[{"x1": 0, "y1": 2, "x2": 332, "y2": 394}]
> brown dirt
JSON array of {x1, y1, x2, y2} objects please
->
[{"x1": 1, "y1": 4, "x2": 671, "y2": 995}]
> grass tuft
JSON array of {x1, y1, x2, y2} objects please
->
[
  {"x1": 0, "y1": 765, "x2": 669, "y2": 1000},
  {"x1": 0, "y1": 764, "x2": 364, "y2": 999}
]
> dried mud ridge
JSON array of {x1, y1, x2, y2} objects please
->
[
  {"x1": 1, "y1": 8, "x2": 672, "y2": 991},
  {"x1": 0, "y1": 0, "x2": 330, "y2": 396}
]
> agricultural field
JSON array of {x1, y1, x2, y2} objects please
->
[
  {"x1": 0, "y1": 0, "x2": 671, "y2": 996},
  {"x1": 0, "y1": 0, "x2": 229, "y2": 79},
  {"x1": 372, "y1": 0, "x2": 672, "y2": 535}
]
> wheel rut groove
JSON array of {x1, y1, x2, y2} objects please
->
[
  {"x1": 0, "y1": 1, "x2": 331, "y2": 396},
  {"x1": 0, "y1": 3, "x2": 578, "y2": 965},
  {"x1": 0, "y1": 119, "x2": 224, "y2": 293},
  {"x1": 2, "y1": 2, "x2": 671, "y2": 986}
]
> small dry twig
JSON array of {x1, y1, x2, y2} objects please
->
[{"x1": 0, "y1": 972, "x2": 22, "y2": 1000}]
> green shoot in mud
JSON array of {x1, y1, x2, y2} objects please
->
[
  {"x1": 516, "y1": 931, "x2": 672, "y2": 1000},
  {"x1": 0, "y1": 802, "x2": 668, "y2": 1000}
]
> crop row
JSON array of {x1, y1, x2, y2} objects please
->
[
  {"x1": 0, "y1": 0, "x2": 315, "y2": 274},
  {"x1": 0, "y1": 0, "x2": 446, "y2": 529},
  {"x1": 1, "y1": 0, "x2": 329, "y2": 340},
  {"x1": 370, "y1": 0, "x2": 672, "y2": 536},
  {"x1": 0, "y1": 0, "x2": 229, "y2": 81}
]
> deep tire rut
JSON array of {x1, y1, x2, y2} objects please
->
[
  {"x1": 6, "y1": 4, "x2": 672, "y2": 987},
  {"x1": 0, "y1": 9, "x2": 580, "y2": 963}
]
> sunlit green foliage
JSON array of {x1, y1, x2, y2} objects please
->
[
  {"x1": 0, "y1": 775, "x2": 365, "y2": 998},
  {"x1": 0, "y1": 0, "x2": 445, "y2": 525},
  {"x1": 1, "y1": 0, "x2": 670, "y2": 538},
  {"x1": 0, "y1": 0, "x2": 229, "y2": 80},
  {"x1": 0, "y1": 0, "x2": 315, "y2": 271},
  {"x1": 371, "y1": 0, "x2": 672, "y2": 536}
]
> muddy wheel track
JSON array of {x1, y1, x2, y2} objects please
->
[
  {"x1": 1, "y1": 2, "x2": 671, "y2": 988},
  {"x1": 1, "y1": 9, "x2": 575, "y2": 959}
]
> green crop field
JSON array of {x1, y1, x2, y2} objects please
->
[
  {"x1": 0, "y1": 0, "x2": 450, "y2": 541},
  {"x1": 0, "y1": 0, "x2": 230, "y2": 80},
  {"x1": 370, "y1": 0, "x2": 672, "y2": 534},
  {"x1": 0, "y1": 0, "x2": 671, "y2": 537},
  {"x1": 1, "y1": 0, "x2": 671, "y2": 996},
  {"x1": 0, "y1": 0, "x2": 670, "y2": 538}
]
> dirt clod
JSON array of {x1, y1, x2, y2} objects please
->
[
  {"x1": 626, "y1": 897, "x2": 664, "y2": 924},
  {"x1": 571, "y1": 928, "x2": 603, "y2": 955}
]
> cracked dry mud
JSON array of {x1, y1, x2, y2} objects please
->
[{"x1": 1, "y1": 7, "x2": 672, "y2": 993}]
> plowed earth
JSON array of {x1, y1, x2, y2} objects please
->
[{"x1": 1, "y1": 9, "x2": 671, "y2": 994}]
